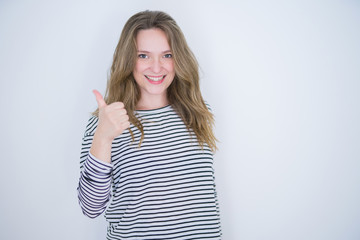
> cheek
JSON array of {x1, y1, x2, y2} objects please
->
[
  {"x1": 134, "y1": 62, "x2": 141, "y2": 74},
  {"x1": 134, "y1": 60, "x2": 148, "y2": 74},
  {"x1": 166, "y1": 61, "x2": 175, "y2": 73},
  {"x1": 133, "y1": 63, "x2": 144, "y2": 84}
]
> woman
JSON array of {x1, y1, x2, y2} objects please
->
[{"x1": 78, "y1": 10, "x2": 222, "y2": 239}]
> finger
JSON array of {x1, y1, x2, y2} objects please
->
[
  {"x1": 122, "y1": 121, "x2": 130, "y2": 129},
  {"x1": 93, "y1": 89, "x2": 107, "y2": 108},
  {"x1": 117, "y1": 114, "x2": 129, "y2": 122},
  {"x1": 109, "y1": 101, "x2": 125, "y2": 109}
]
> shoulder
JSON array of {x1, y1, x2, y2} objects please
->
[
  {"x1": 204, "y1": 101, "x2": 214, "y2": 114},
  {"x1": 83, "y1": 115, "x2": 99, "y2": 137}
]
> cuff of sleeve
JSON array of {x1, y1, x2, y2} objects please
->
[{"x1": 86, "y1": 152, "x2": 113, "y2": 175}]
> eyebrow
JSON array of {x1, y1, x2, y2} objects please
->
[{"x1": 137, "y1": 50, "x2": 172, "y2": 53}]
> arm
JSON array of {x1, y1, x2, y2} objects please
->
[
  {"x1": 77, "y1": 90, "x2": 130, "y2": 218},
  {"x1": 78, "y1": 153, "x2": 113, "y2": 218},
  {"x1": 77, "y1": 117, "x2": 113, "y2": 218}
]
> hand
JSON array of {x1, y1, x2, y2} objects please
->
[{"x1": 93, "y1": 89, "x2": 130, "y2": 142}]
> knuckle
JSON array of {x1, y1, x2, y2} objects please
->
[
  {"x1": 123, "y1": 122, "x2": 130, "y2": 129},
  {"x1": 113, "y1": 102, "x2": 124, "y2": 108},
  {"x1": 121, "y1": 109, "x2": 128, "y2": 115}
]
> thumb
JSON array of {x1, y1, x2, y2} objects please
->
[{"x1": 92, "y1": 89, "x2": 107, "y2": 108}]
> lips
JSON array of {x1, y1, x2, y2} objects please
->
[{"x1": 145, "y1": 75, "x2": 166, "y2": 84}]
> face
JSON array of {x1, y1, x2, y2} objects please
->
[{"x1": 133, "y1": 28, "x2": 175, "y2": 105}]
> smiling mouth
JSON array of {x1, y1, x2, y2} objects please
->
[{"x1": 145, "y1": 75, "x2": 166, "y2": 82}]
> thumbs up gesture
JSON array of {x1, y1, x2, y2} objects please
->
[
  {"x1": 93, "y1": 89, "x2": 130, "y2": 142},
  {"x1": 90, "y1": 90, "x2": 130, "y2": 163}
]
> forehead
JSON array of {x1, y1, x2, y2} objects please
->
[{"x1": 136, "y1": 28, "x2": 170, "y2": 51}]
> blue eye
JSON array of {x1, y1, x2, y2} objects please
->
[
  {"x1": 138, "y1": 54, "x2": 148, "y2": 59},
  {"x1": 164, "y1": 53, "x2": 173, "y2": 58}
]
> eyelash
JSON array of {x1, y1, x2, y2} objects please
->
[{"x1": 137, "y1": 53, "x2": 173, "y2": 59}]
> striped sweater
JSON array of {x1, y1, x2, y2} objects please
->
[{"x1": 78, "y1": 105, "x2": 222, "y2": 239}]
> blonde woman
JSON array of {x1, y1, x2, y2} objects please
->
[{"x1": 78, "y1": 10, "x2": 222, "y2": 239}]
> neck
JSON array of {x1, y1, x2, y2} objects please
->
[{"x1": 136, "y1": 94, "x2": 169, "y2": 110}]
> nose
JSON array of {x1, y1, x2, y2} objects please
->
[{"x1": 150, "y1": 57, "x2": 162, "y2": 73}]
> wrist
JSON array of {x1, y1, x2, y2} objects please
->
[
  {"x1": 90, "y1": 132, "x2": 113, "y2": 164},
  {"x1": 93, "y1": 129, "x2": 115, "y2": 144}
]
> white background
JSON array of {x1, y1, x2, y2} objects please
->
[{"x1": 1, "y1": 0, "x2": 359, "y2": 239}]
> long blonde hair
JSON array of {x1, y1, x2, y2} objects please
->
[{"x1": 94, "y1": 10, "x2": 217, "y2": 151}]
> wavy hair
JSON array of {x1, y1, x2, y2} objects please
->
[{"x1": 94, "y1": 10, "x2": 217, "y2": 151}]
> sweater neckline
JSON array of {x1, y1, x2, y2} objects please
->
[{"x1": 135, "y1": 104, "x2": 172, "y2": 115}]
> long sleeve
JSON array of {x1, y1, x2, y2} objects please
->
[{"x1": 77, "y1": 116, "x2": 113, "y2": 218}]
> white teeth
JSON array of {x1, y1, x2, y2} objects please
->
[{"x1": 146, "y1": 75, "x2": 164, "y2": 81}]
